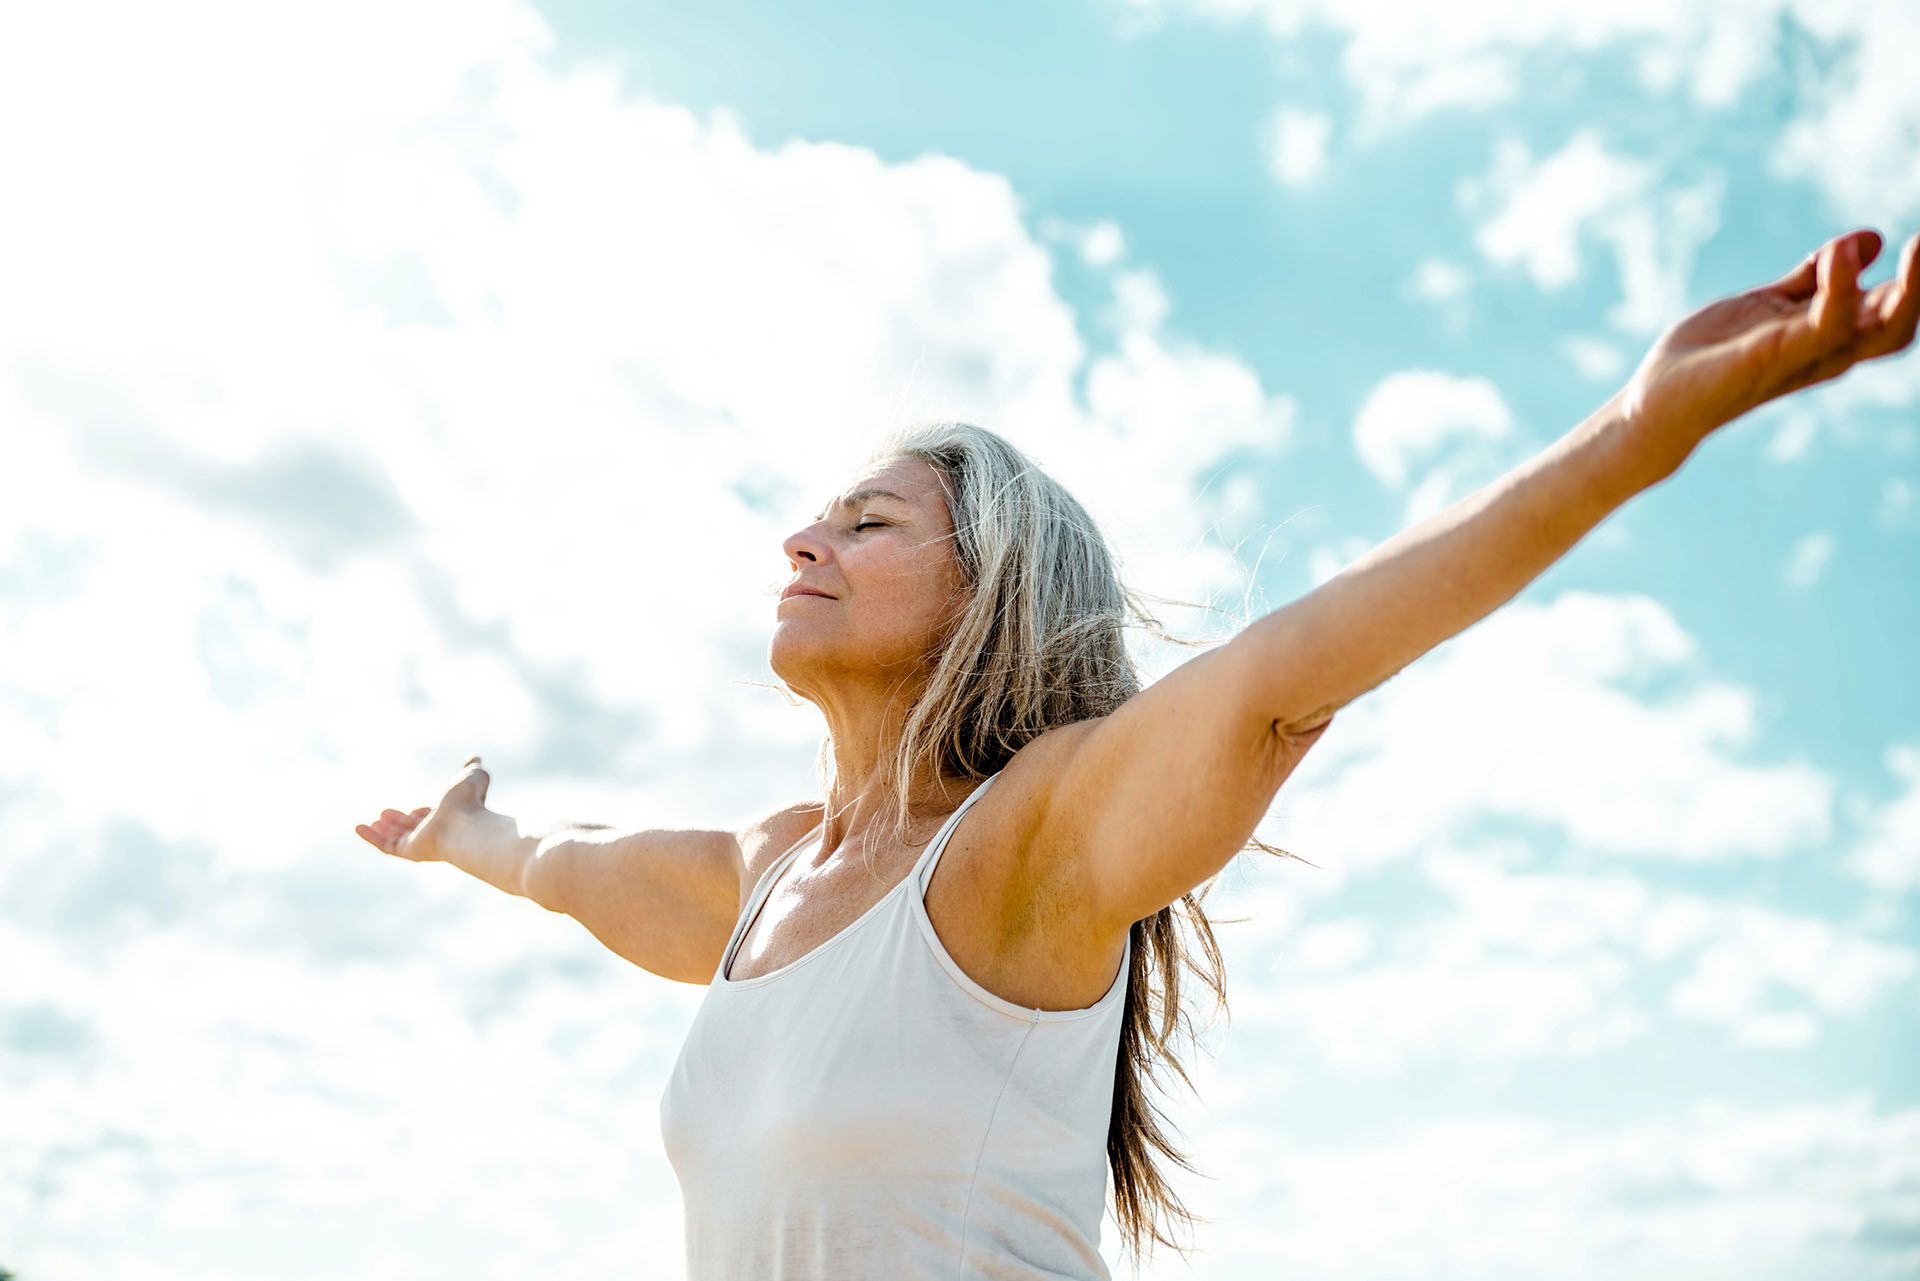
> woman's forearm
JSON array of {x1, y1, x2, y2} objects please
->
[
  {"x1": 437, "y1": 808, "x2": 614, "y2": 902},
  {"x1": 1247, "y1": 388, "x2": 1671, "y2": 735}
]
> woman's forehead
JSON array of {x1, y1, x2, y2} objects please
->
[{"x1": 816, "y1": 458, "x2": 939, "y2": 517}]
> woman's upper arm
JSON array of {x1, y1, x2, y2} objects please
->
[{"x1": 533, "y1": 800, "x2": 820, "y2": 984}]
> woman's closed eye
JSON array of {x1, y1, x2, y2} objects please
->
[{"x1": 854, "y1": 521, "x2": 886, "y2": 531}]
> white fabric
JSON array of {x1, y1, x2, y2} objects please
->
[{"x1": 659, "y1": 767, "x2": 1132, "y2": 1279}]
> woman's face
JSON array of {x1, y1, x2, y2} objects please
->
[{"x1": 771, "y1": 454, "x2": 967, "y2": 699}]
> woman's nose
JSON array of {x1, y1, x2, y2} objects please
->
[{"x1": 782, "y1": 526, "x2": 824, "y2": 564}]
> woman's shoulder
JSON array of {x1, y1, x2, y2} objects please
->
[{"x1": 735, "y1": 800, "x2": 826, "y2": 910}]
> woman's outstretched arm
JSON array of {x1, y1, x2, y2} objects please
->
[
  {"x1": 1024, "y1": 228, "x2": 1918, "y2": 939},
  {"x1": 355, "y1": 756, "x2": 819, "y2": 984},
  {"x1": 1250, "y1": 228, "x2": 1918, "y2": 738}
]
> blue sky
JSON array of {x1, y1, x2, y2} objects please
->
[{"x1": 1, "y1": 1, "x2": 1916, "y2": 1278}]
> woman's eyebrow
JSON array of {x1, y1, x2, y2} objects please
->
[{"x1": 812, "y1": 487, "x2": 911, "y2": 520}]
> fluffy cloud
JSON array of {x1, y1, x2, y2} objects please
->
[
  {"x1": 1263, "y1": 105, "x2": 1333, "y2": 187},
  {"x1": 0, "y1": 0, "x2": 1303, "y2": 867},
  {"x1": 1458, "y1": 131, "x2": 1726, "y2": 336},
  {"x1": 1155, "y1": 1081, "x2": 1920, "y2": 1280},
  {"x1": 1846, "y1": 743, "x2": 1920, "y2": 895},
  {"x1": 1218, "y1": 849, "x2": 1913, "y2": 1073},
  {"x1": 1350, "y1": 369, "x2": 1516, "y2": 522},
  {"x1": 1780, "y1": 531, "x2": 1836, "y2": 591}
]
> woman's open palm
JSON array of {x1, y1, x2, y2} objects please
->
[
  {"x1": 354, "y1": 755, "x2": 492, "y2": 864},
  {"x1": 1622, "y1": 229, "x2": 1920, "y2": 460}
]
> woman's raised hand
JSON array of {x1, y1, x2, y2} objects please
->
[
  {"x1": 1619, "y1": 228, "x2": 1919, "y2": 479},
  {"x1": 354, "y1": 755, "x2": 494, "y2": 864}
]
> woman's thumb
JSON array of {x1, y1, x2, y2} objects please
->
[{"x1": 459, "y1": 755, "x2": 490, "y2": 805}]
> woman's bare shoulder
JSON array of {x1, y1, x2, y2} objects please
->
[{"x1": 735, "y1": 800, "x2": 826, "y2": 909}]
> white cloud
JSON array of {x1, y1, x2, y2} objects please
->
[
  {"x1": 1290, "y1": 918, "x2": 1374, "y2": 970},
  {"x1": 1771, "y1": 0, "x2": 1920, "y2": 230},
  {"x1": 0, "y1": 915, "x2": 697, "y2": 1277},
  {"x1": 1780, "y1": 531, "x2": 1835, "y2": 591},
  {"x1": 1764, "y1": 410, "x2": 1822, "y2": 463},
  {"x1": 1404, "y1": 257, "x2": 1472, "y2": 306},
  {"x1": 1875, "y1": 477, "x2": 1916, "y2": 532},
  {"x1": 1351, "y1": 368, "x2": 1515, "y2": 491},
  {"x1": 1560, "y1": 333, "x2": 1630, "y2": 382},
  {"x1": 0, "y1": 0, "x2": 1309, "y2": 864},
  {"x1": 1401, "y1": 257, "x2": 1474, "y2": 336},
  {"x1": 1104, "y1": 265, "x2": 1172, "y2": 334},
  {"x1": 1264, "y1": 105, "x2": 1333, "y2": 187},
  {"x1": 1081, "y1": 219, "x2": 1128, "y2": 267},
  {"x1": 1663, "y1": 898, "x2": 1915, "y2": 1043},
  {"x1": 1153, "y1": 1089, "x2": 1920, "y2": 1280},
  {"x1": 1459, "y1": 131, "x2": 1725, "y2": 335},
  {"x1": 1845, "y1": 743, "x2": 1920, "y2": 893},
  {"x1": 1223, "y1": 850, "x2": 1914, "y2": 1074},
  {"x1": 1039, "y1": 215, "x2": 1128, "y2": 267},
  {"x1": 1240, "y1": 907, "x2": 1650, "y2": 1074}
]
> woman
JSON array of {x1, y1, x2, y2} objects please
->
[{"x1": 356, "y1": 228, "x2": 1917, "y2": 1278}]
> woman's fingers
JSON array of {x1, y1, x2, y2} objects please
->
[
  {"x1": 1810, "y1": 233, "x2": 1869, "y2": 341},
  {"x1": 1764, "y1": 231, "x2": 1893, "y2": 379},
  {"x1": 357, "y1": 808, "x2": 425, "y2": 846},
  {"x1": 1830, "y1": 233, "x2": 1920, "y2": 370},
  {"x1": 1772, "y1": 229, "x2": 1879, "y2": 304},
  {"x1": 1864, "y1": 233, "x2": 1920, "y2": 347}
]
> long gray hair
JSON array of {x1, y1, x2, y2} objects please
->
[{"x1": 803, "y1": 419, "x2": 1306, "y2": 1270}]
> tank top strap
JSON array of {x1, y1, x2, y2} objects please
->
[
  {"x1": 911, "y1": 768, "x2": 1004, "y2": 893},
  {"x1": 722, "y1": 822, "x2": 823, "y2": 974}
]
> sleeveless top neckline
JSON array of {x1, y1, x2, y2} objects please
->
[{"x1": 715, "y1": 768, "x2": 1128, "y2": 1022}]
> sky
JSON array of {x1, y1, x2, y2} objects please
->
[{"x1": 1, "y1": 0, "x2": 1916, "y2": 1277}]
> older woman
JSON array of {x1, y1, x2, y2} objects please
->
[{"x1": 357, "y1": 228, "x2": 1916, "y2": 1280}]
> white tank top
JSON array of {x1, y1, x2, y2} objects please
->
[{"x1": 658, "y1": 767, "x2": 1132, "y2": 1279}]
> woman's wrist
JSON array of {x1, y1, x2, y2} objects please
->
[{"x1": 436, "y1": 808, "x2": 542, "y2": 897}]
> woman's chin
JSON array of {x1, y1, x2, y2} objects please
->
[{"x1": 767, "y1": 632, "x2": 826, "y2": 681}]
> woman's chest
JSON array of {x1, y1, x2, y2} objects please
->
[{"x1": 731, "y1": 821, "x2": 1126, "y2": 1013}]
